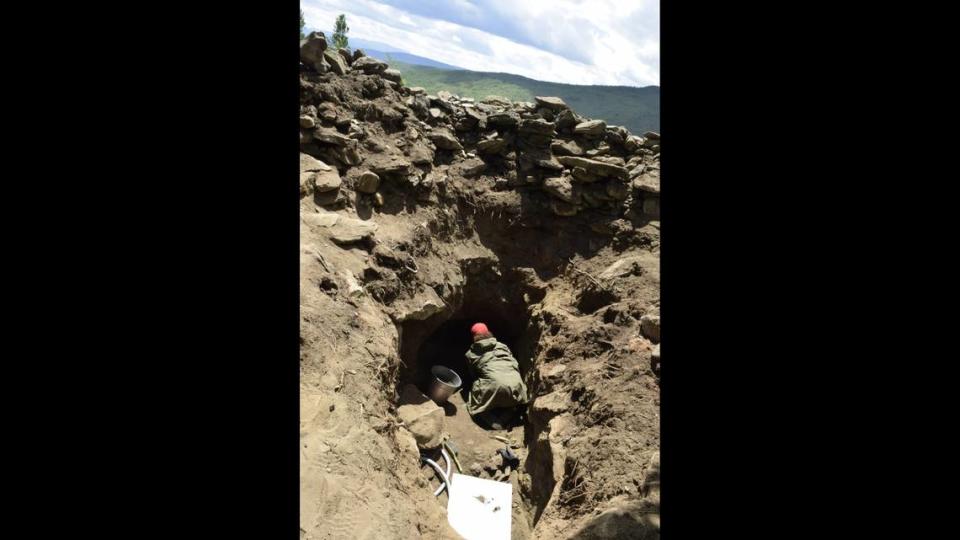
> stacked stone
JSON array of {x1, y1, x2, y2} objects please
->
[{"x1": 300, "y1": 33, "x2": 660, "y2": 221}]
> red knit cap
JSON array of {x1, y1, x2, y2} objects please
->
[{"x1": 470, "y1": 322, "x2": 489, "y2": 336}]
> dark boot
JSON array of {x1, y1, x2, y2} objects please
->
[
  {"x1": 475, "y1": 410, "x2": 503, "y2": 430},
  {"x1": 497, "y1": 407, "x2": 518, "y2": 427}
]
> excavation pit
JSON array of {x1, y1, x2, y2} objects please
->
[{"x1": 397, "y1": 293, "x2": 546, "y2": 538}]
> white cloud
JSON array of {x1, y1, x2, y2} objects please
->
[{"x1": 302, "y1": 0, "x2": 659, "y2": 87}]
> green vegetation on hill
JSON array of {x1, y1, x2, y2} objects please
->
[
  {"x1": 332, "y1": 14, "x2": 349, "y2": 49},
  {"x1": 389, "y1": 60, "x2": 660, "y2": 135}
]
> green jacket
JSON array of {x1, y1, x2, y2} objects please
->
[{"x1": 464, "y1": 337, "x2": 528, "y2": 415}]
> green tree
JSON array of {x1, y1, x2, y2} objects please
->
[
  {"x1": 332, "y1": 14, "x2": 349, "y2": 49},
  {"x1": 300, "y1": 9, "x2": 305, "y2": 40}
]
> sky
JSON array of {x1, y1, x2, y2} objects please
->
[{"x1": 301, "y1": 0, "x2": 659, "y2": 87}]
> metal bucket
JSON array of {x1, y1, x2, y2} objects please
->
[{"x1": 428, "y1": 365, "x2": 462, "y2": 404}]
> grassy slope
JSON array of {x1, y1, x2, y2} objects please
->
[{"x1": 390, "y1": 61, "x2": 660, "y2": 135}]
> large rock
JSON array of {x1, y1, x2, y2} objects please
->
[
  {"x1": 311, "y1": 170, "x2": 342, "y2": 193},
  {"x1": 605, "y1": 127, "x2": 625, "y2": 145},
  {"x1": 571, "y1": 166, "x2": 599, "y2": 183},
  {"x1": 320, "y1": 109, "x2": 338, "y2": 123},
  {"x1": 624, "y1": 135, "x2": 644, "y2": 153},
  {"x1": 633, "y1": 173, "x2": 660, "y2": 195},
  {"x1": 405, "y1": 140, "x2": 436, "y2": 165},
  {"x1": 477, "y1": 136, "x2": 507, "y2": 154},
  {"x1": 430, "y1": 95, "x2": 456, "y2": 114},
  {"x1": 536, "y1": 107, "x2": 556, "y2": 121},
  {"x1": 454, "y1": 108, "x2": 485, "y2": 132},
  {"x1": 459, "y1": 157, "x2": 487, "y2": 177},
  {"x1": 574, "y1": 119, "x2": 607, "y2": 136},
  {"x1": 543, "y1": 175, "x2": 577, "y2": 203},
  {"x1": 299, "y1": 154, "x2": 341, "y2": 196},
  {"x1": 534, "y1": 96, "x2": 568, "y2": 111},
  {"x1": 381, "y1": 68, "x2": 403, "y2": 83},
  {"x1": 519, "y1": 147, "x2": 563, "y2": 171},
  {"x1": 518, "y1": 118, "x2": 557, "y2": 137},
  {"x1": 595, "y1": 155, "x2": 626, "y2": 167},
  {"x1": 426, "y1": 129, "x2": 463, "y2": 151},
  {"x1": 301, "y1": 212, "x2": 339, "y2": 228},
  {"x1": 299, "y1": 32, "x2": 328, "y2": 71},
  {"x1": 585, "y1": 144, "x2": 611, "y2": 158},
  {"x1": 557, "y1": 155, "x2": 628, "y2": 178},
  {"x1": 302, "y1": 213, "x2": 378, "y2": 244},
  {"x1": 356, "y1": 171, "x2": 380, "y2": 194},
  {"x1": 352, "y1": 56, "x2": 387, "y2": 74},
  {"x1": 406, "y1": 94, "x2": 431, "y2": 119},
  {"x1": 555, "y1": 109, "x2": 579, "y2": 130},
  {"x1": 531, "y1": 390, "x2": 572, "y2": 418},
  {"x1": 367, "y1": 154, "x2": 413, "y2": 176},
  {"x1": 396, "y1": 287, "x2": 446, "y2": 322},
  {"x1": 515, "y1": 101, "x2": 536, "y2": 113},
  {"x1": 551, "y1": 139, "x2": 585, "y2": 156},
  {"x1": 300, "y1": 153, "x2": 329, "y2": 173},
  {"x1": 537, "y1": 155, "x2": 564, "y2": 171},
  {"x1": 322, "y1": 49, "x2": 348, "y2": 75},
  {"x1": 487, "y1": 111, "x2": 520, "y2": 127},
  {"x1": 313, "y1": 127, "x2": 353, "y2": 146},
  {"x1": 397, "y1": 384, "x2": 445, "y2": 449},
  {"x1": 337, "y1": 47, "x2": 353, "y2": 65}
]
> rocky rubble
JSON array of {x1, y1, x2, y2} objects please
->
[{"x1": 299, "y1": 31, "x2": 660, "y2": 222}]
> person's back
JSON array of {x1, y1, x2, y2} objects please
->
[{"x1": 464, "y1": 323, "x2": 528, "y2": 429}]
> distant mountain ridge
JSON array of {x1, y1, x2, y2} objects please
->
[
  {"x1": 306, "y1": 35, "x2": 660, "y2": 134},
  {"x1": 340, "y1": 37, "x2": 465, "y2": 70},
  {"x1": 361, "y1": 49, "x2": 464, "y2": 71},
  {"x1": 388, "y1": 61, "x2": 660, "y2": 135}
]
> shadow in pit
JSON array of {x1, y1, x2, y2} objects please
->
[{"x1": 441, "y1": 400, "x2": 457, "y2": 417}]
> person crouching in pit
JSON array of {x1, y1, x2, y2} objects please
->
[{"x1": 464, "y1": 322, "x2": 529, "y2": 430}]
